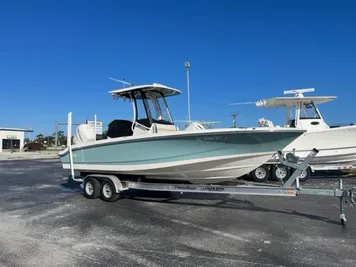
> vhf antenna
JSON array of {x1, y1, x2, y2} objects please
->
[{"x1": 108, "y1": 77, "x2": 134, "y2": 88}]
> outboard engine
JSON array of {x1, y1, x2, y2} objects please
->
[
  {"x1": 73, "y1": 124, "x2": 96, "y2": 145},
  {"x1": 258, "y1": 117, "x2": 274, "y2": 127},
  {"x1": 184, "y1": 122, "x2": 205, "y2": 131}
]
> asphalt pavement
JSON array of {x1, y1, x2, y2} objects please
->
[{"x1": 1, "y1": 159, "x2": 356, "y2": 267}]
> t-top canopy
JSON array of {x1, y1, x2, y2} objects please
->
[
  {"x1": 108, "y1": 83, "x2": 181, "y2": 99},
  {"x1": 255, "y1": 96, "x2": 337, "y2": 108}
]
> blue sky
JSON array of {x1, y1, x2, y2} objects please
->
[{"x1": 1, "y1": 0, "x2": 355, "y2": 138}]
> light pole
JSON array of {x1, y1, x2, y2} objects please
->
[
  {"x1": 231, "y1": 112, "x2": 238, "y2": 128},
  {"x1": 184, "y1": 61, "x2": 191, "y2": 124},
  {"x1": 55, "y1": 121, "x2": 58, "y2": 147}
]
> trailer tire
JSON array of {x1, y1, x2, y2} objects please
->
[
  {"x1": 100, "y1": 178, "x2": 121, "y2": 202},
  {"x1": 83, "y1": 177, "x2": 101, "y2": 199},
  {"x1": 250, "y1": 165, "x2": 270, "y2": 182},
  {"x1": 298, "y1": 167, "x2": 311, "y2": 182},
  {"x1": 271, "y1": 165, "x2": 290, "y2": 181}
]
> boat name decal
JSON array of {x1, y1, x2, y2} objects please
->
[
  {"x1": 201, "y1": 186, "x2": 225, "y2": 192},
  {"x1": 199, "y1": 135, "x2": 229, "y2": 142}
]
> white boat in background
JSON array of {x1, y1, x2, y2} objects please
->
[
  {"x1": 58, "y1": 82, "x2": 305, "y2": 184},
  {"x1": 235, "y1": 88, "x2": 356, "y2": 181}
]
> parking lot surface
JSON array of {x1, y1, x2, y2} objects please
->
[{"x1": 1, "y1": 159, "x2": 356, "y2": 267}]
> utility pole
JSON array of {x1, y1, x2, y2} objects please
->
[
  {"x1": 184, "y1": 61, "x2": 191, "y2": 124},
  {"x1": 55, "y1": 121, "x2": 58, "y2": 147},
  {"x1": 231, "y1": 112, "x2": 238, "y2": 128}
]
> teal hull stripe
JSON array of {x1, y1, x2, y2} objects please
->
[{"x1": 60, "y1": 132, "x2": 301, "y2": 165}]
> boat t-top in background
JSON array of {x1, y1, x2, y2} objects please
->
[{"x1": 231, "y1": 88, "x2": 356, "y2": 182}]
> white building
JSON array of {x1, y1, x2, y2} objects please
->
[{"x1": 0, "y1": 127, "x2": 33, "y2": 152}]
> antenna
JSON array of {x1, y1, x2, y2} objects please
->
[
  {"x1": 283, "y1": 88, "x2": 315, "y2": 97},
  {"x1": 229, "y1": 101, "x2": 256, "y2": 106},
  {"x1": 184, "y1": 62, "x2": 191, "y2": 124},
  {"x1": 108, "y1": 77, "x2": 134, "y2": 88}
]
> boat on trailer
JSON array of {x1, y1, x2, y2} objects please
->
[
  {"x1": 62, "y1": 140, "x2": 356, "y2": 226},
  {"x1": 243, "y1": 88, "x2": 356, "y2": 182},
  {"x1": 59, "y1": 83, "x2": 356, "y2": 227},
  {"x1": 58, "y1": 82, "x2": 305, "y2": 184}
]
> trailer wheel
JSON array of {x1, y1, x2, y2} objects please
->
[
  {"x1": 298, "y1": 167, "x2": 311, "y2": 182},
  {"x1": 100, "y1": 179, "x2": 121, "y2": 202},
  {"x1": 83, "y1": 177, "x2": 101, "y2": 199},
  {"x1": 250, "y1": 165, "x2": 270, "y2": 182},
  {"x1": 271, "y1": 165, "x2": 290, "y2": 181}
]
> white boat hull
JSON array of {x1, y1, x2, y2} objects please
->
[
  {"x1": 63, "y1": 152, "x2": 275, "y2": 184},
  {"x1": 269, "y1": 125, "x2": 356, "y2": 167},
  {"x1": 60, "y1": 127, "x2": 305, "y2": 184}
]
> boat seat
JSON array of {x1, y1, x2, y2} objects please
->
[
  {"x1": 107, "y1": 119, "x2": 133, "y2": 138},
  {"x1": 150, "y1": 123, "x2": 179, "y2": 133},
  {"x1": 185, "y1": 122, "x2": 205, "y2": 131},
  {"x1": 136, "y1": 118, "x2": 175, "y2": 128}
]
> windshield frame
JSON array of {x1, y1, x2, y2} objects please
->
[
  {"x1": 132, "y1": 90, "x2": 174, "y2": 127},
  {"x1": 299, "y1": 101, "x2": 321, "y2": 120}
]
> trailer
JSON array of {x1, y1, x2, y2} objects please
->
[
  {"x1": 66, "y1": 146, "x2": 356, "y2": 226},
  {"x1": 249, "y1": 156, "x2": 355, "y2": 183}
]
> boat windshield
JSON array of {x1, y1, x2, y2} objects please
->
[
  {"x1": 299, "y1": 101, "x2": 321, "y2": 119},
  {"x1": 287, "y1": 106, "x2": 296, "y2": 127},
  {"x1": 133, "y1": 91, "x2": 174, "y2": 126},
  {"x1": 134, "y1": 93, "x2": 149, "y2": 121},
  {"x1": 145, "y1": 92, "x2": 174, "y2": 124}
]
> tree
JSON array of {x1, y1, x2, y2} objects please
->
[
  {"x1": 35, "y1": 134, "x2": 44, "y2": 144},
  {"x1": 43, "y1": 135, "x2": 55, "y2": 147},
  {"x1": 52, "y1": 130, "x2": 67, "y2": 146}
]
